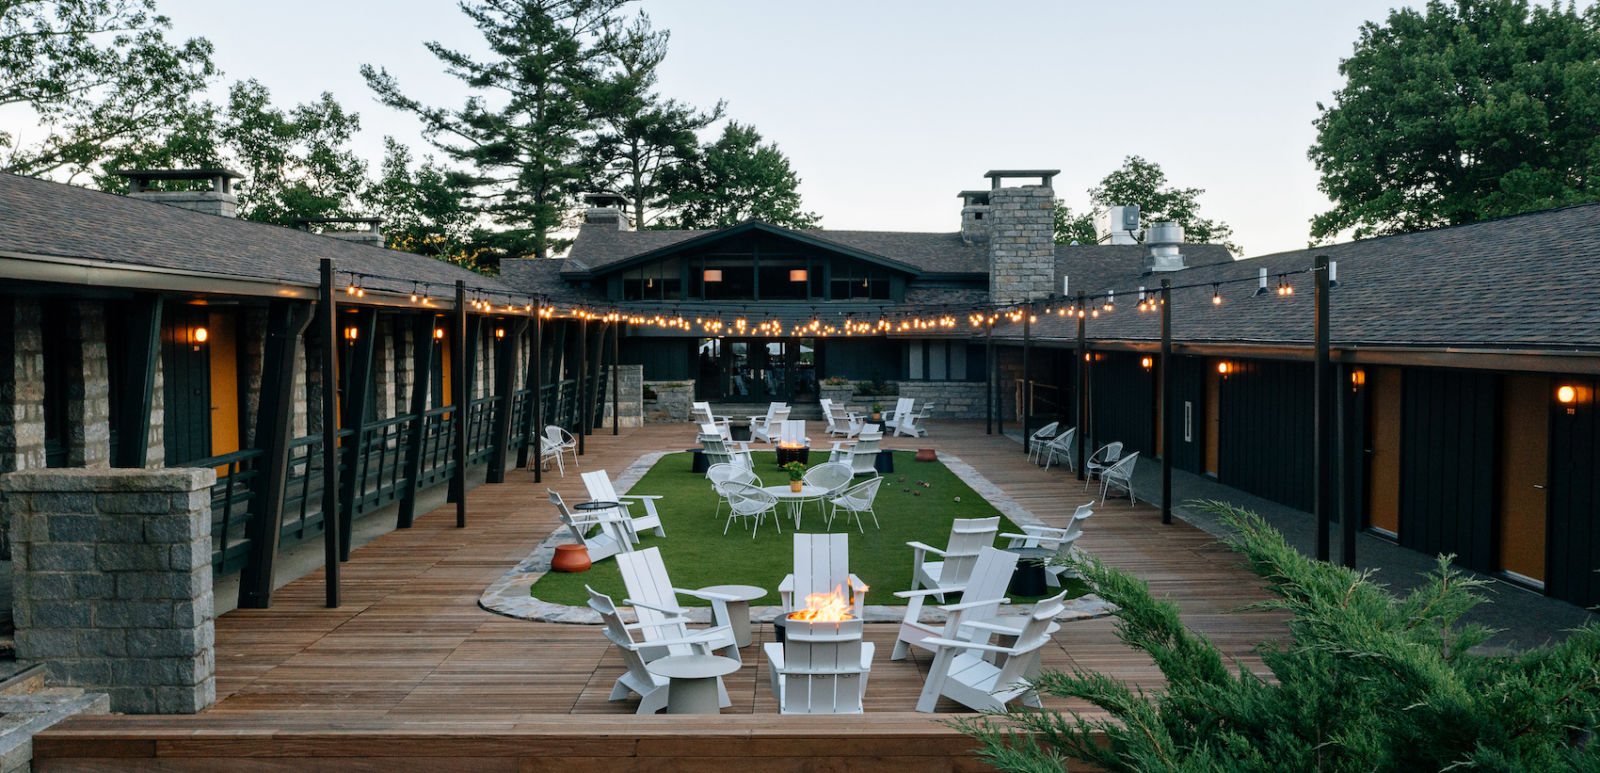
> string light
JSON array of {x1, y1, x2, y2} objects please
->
[{"x1": 1212, "y1": 284, "x2": 1222, "y2": 305}]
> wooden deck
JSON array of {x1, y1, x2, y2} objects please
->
[{"x1": 36, "y1": 421, "x2": 1289, "y2": 771}]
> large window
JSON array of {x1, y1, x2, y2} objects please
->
[
  {"x1": 609, "y1": 239, "x2": 901, "y2": 303},
  {"x1": 829, "y1": 263, "x2": 891, "y2": 301},
  {"x1": 621, "y1": 255, "x2": 683, "y2": 301}
]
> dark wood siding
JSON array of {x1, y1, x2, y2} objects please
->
[
  {"x1": 161, "y1": 306, "x2": 211, "y2": 465},
  {"x1": 1167, "y1": 355, "x2": 1207, "y2": 475},
  {"x1": 1217, "y1": 359, "x2": 1315, "y2": 512},
  {"x1": 621, "y1": 337, "x2": 696, "y2": 381},
  {"x1": 1398, "y1": 368, "x2": 1497, "y2": 572},
  {"x1": 818, "y1": 339, "x2": 902, "y2": 382},
  {"x1": 1089, "y1": 352, "x2": 1155, "y2": 456},
  {"x1": 1548, "y1": 377, "x2": 1600, "y2": 607}
]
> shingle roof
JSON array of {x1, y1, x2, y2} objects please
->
[
  {"x1": 0, "y1": 172, "x2": 514, "y2": 299},
  {"x1": 564, "y1": 222, "x2": 987, "y2": 275},
  {"x1": 1006, "y1": 202, "x2": 1600, "y2": 350}
]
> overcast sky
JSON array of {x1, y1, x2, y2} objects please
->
[{"x1": 137, "y1": 1, "x2": 1512, "y2": 256}]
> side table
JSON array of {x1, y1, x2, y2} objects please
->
[
  {"x1": 648, "y1": 654, "x2": 741, "y2": 714},
  {"x1": 697, "y1": 584, "x2": 767, "y2": 647}
]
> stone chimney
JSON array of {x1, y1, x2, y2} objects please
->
[
  {"x1": 582, "y1": 192, "x2": 631, "y2": 231},
  {"x1": 297, "y1": 217, "x2": 386, "y2": 248},
  {"x1": 958, "y1": 190, "x2": 990, "y2": 244},
  {"x1": 116, "y1": 168, "x2": 242, "y2": 218},
  {"x1": 984, "y1": 169, "x2": 1059, "y2": 305}
]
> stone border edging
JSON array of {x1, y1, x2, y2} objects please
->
[{"x1": 479, "y1": 449, "x2": 1115, "y2": 625}]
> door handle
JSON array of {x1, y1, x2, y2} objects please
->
[{"x1": 1533, "y1": 484, "x2": 1545, "y2": 490}]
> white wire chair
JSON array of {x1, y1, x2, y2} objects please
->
[
  {"x1": 1083, "y1": 442, "x2": 1125, "y2": 491},
  {"x1": 1098, "y1": 452, "x2": 1140, "y2": 505},
  {"x1": 828, "y1": 476, "x2": 884, "y2": 532},
  {"x1": 1026, "y1": 421, "x2": 1060, "y2": 465}
]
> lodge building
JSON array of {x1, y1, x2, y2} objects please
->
[{"x1": 0, "y1": 165, "x2": 1596, "y2": 715}]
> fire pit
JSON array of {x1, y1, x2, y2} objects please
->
[
  {"x1": 767, "y1": 586, "x2": 873, "y2": 714},
  {"x1": 775, "y1": 442, "x2": 810, "y2": 467}
]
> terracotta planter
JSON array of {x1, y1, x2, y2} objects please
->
[
  {"x1": 789, "y1": 480, "x2": 803, "y2": 493},
  {"x1": 551, "y1": 544, "x2": 591, "y2": 573},
  {"x1": 871, "y1": 413, "x2": 881, "y2": 422},
  {"x1": 915, "y1": 448, "x2": 937, "y2": 462}
]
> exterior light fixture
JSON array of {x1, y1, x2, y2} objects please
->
[
  {"x1": 1557, "y1": 385, "x2": 1578, "y2": 404},
  {"x1": 1141, "y1": 356, "x2": 1153, "y2": 370},
  {"x1": 790, "y1": 269, "x2": 807, "y2": 282},
  {"x1": 192, "y1": 327, "x2": 209, "y2": 344},
  {"x1": 1350, "y1": 369, "x2": 1366, "y2": 387},
  {"x1": 344, "y1": 326, "x2": 359, "y2": 341},
  {"x1": 703, "y1": 269, "x2": 723, "y2": 282},
  {"x1": 433, "y1": 328, "x2": 445, "y2": 340},
  {"x1": 495, "y1": 328, "x2": 505, "y2": 339},
  {"x1": 1217, "y1": 361, "x2": 1232, "y2": 375},
  {"x1": 1212, "y1": 285, "x2": 1222, "y2": 305}
]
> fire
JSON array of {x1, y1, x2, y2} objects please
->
[
  {"x1": 788, "y1": 585, "x2": 856, "y2": 622},
  {"x1": 777, "y1": 441, "x2": 807, "y2": 449}
]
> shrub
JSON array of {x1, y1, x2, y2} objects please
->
[{"x1": 954, "y1": 501, "x2": 1600, "y2": 772}]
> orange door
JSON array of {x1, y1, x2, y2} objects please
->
[
  {"x1": 207, "y1": 311, "x2": 239, "y2": 474},
  {"x1": 1203, "y1": 363, "x2": 1220, "y2": 475},
  {"x1": 1497, "y1": 374, "x2": 1549, "y2": 583},
  {"x1": 1365, "y1": 367, "x2": 1402, "y2": 535}
]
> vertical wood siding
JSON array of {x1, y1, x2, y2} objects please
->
[
  {"x1": 1548, "y1": 377, "x2": 1600, "y2": 607},
  {"x1": 1398, "y1": 368, "x2": 1497, "y2": 573},
  {"x1": 1216, "y1": 359, "x2": 1315, "y2": 512}
]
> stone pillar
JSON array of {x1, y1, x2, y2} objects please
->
[
  {"x1": 988, "y1": 185, "x2": 1056, "y2": 305},
  {"x1": 239, "y1": 309, "x2": 268, "y2": 449},
  {"x1": 601, "y1": 364, "x2": 643, "y2": 428},
  {"x1": 66, "y1": 302, "x2": 112, "y2": 468},
  {"x1": 3, "y1": 468, "x2": 217, "y2": 714},
  {"x1": 0, "y1": 299, "x2": 47, "y2": 474}
]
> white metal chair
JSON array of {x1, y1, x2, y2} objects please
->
[
  {"x1": 615, "y1": 547, "x2": 743, "y2": 665},
  {"x1": 891, "y1": 546, "x2": 1018, "y2": 661},
  {"x1": 779, "y1": 532, "x2": 868, "y2": 620},
  {"x1": 699, "y1": 427, "x2": 753, "y2": 471},
  {"x1": 828, "y1": 424, "x2": 881, "y2": 477},
  {"x1": 765, "y1": 617, "x2": 873, "y2": 714},
  {"x1": 1041, "y1": 427, "x2": 1077, "y2": 471},
  {"x1": 692, "y1": 401, "x2": 732, "y2": 440},
  {"x1": 1026, "y1": 421, "x2": 1060, "y2": 465},
  {"x1": 914, "y1": 589, "x2": 1068, "y2": 713},
  {"x1": 723, "y1": 480, "x2": 781, "y2": 537},
  {"x1": 540, "y1": 425, "x2": 579, "y2": 476},
  {"x1": 587, "y1": 586, "x2": 730, "y2": 714},
  {"x1": 548, "y1": 489, "x2": 633, "y2": 562},
  {"x1": 803, "y1": 461, "x2": 855, "y2": 523},
  {"x1": 1099, "y1": 452, "x2": 1140, "y2": 505},
  {"x1": 749, "y1": 403, "x2": 790, "y2": 443},
  {"x1": 582, "y1": 470, "x2": 665, "y2": 544},
  {"x1": 827, "y1": 476, "x2": 884, "y2": 532},
  {"x1": 907, "y1": 516, "x2": 1001, "y2": 601},
  {"x1": 1002, "y1": 502, "x2": 1093, "y2": 587},
  {"x1": 1083, "y1": 441, "x2": 1125, "y2": 491},
  {"x1": 708, "y1": 463, "x2": 761, "y2": 520}
]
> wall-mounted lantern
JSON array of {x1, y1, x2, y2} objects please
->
[
  {"x1": 1217, "y1": 361, "x2": 1232, "y2": 375},
  {"x1": 433, "y1": 328, "x2": 445, "y2": 340},
  {"x1": 343, "y1": 326, "x2": 359, "y2": 341},
  {"x1": 1350, "y1": 368, "x2": 1366, "y2": 387},
  {"x1": 1140, "y1": 356, "x2": 1153, "y2": 370}
]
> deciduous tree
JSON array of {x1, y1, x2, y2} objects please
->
[
  {"x1": 1054, "y1": 155, "x2": 1240, "y2": 254},
  {"x1": 663, "y1": 122, "x2": 819, "y2": 230}
]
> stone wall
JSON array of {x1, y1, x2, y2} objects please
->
[
  {"x1": 988, "y1": 185, "x2": 1056, "y2": 304},
  {"x1": 3, "y1": 468, "x2": 216, "y2": 714},
  {"x1": 642, "y1": 380, "x2": 694, "y2": 423},
  {"x1": 819, "y1": 383, "x2": 855, "y2": 408},
  {"x1": 1, "y1": 299, "x2": 46, "y2": 475},
  {"x1": 895, "y1": 381, "x2": 989, "y2": 420},
  {"x1": 601, "y1": 365, "x2": 644, "y2": 428},
  {"x1": 65, "y1": 302, "x2": 111, "y2": 468}
]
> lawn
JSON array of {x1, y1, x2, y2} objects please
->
[{"x1": 529, "y1": 450, "x2": 1087, "y2": 607}]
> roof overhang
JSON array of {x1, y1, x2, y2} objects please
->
[{"x1": 563, "y1": 221, "x2": 925, "y2": 280}]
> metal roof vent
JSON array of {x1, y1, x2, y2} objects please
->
[{"x1": 1145, "y1": 221, "x2": 1186, "y2": 273}]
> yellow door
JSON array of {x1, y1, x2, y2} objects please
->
[
  {"x1": 207, "y1": 312, "x2": 240, "y2": 474},
  {"x1": 1497, "y1": 374, "x2": 1548, "y2": 583},
  {"x1": 1366, "y1": 367, "x2": 1402, "y2": 536},
  {"x1": 1203, "y1": 363, "x2": 1220, "y2": 475}
]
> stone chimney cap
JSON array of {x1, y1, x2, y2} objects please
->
[
  {"x1": 983, "y1": 169, "x2": 1060, "y2": 189},
  {"x1": 583, "y1": 192, "x2": 631, "y2": 208},
  {"x1": 957, "y1": 190, "x2": 991, "y2": 205},
  {"x1": 114, "y1": 168, "x2": 244, "y2": 194}
]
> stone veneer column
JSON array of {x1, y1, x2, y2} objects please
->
[
  {"x1": 3, "y1": 468, "x2": 216, "y2": 714},
  {"x1": 66, "y1": 302, "x2": 111, "y2": 468},
  {"x1": 601, "y1": 364, "x2": 644, "y2": 428},
  {"x1": 0, "y1": 299, "x2": 47, "y2": 475},
  {"x1": 987, "y1": 185, "x2": 1057, "y2": 305}
]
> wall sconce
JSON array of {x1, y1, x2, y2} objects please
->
[
  {"x1": 1140, "y1": 356, "x2": 1153, "y2": 370},
  {"x1": 1350, "y1": 369, "x2": 1366, "y2": 387},
  {"x1": 343, "y1": 326, "x2": 359, "y2": 341},
  {"x1": 192, "y1": 326, "x2": 208, "y2": 344},
  {"x1": 1217, "y1": 361, "x2": 1232, "y2": 375},
  {"x1": 433, "y1": 328, "x2": 445, "y2": 340},
  {"x1": 1556, "y1": 384, "x2": 1589, "y2": 405},
  {"x1": 789, "y1": 269, "x2": 807, "y2": 282},
  {"x1": 495, "y1": 328, "x2": 506, "y2": 339},
  {"x1": 703, "y1": 269, "x2": 723, "y2": 283}
]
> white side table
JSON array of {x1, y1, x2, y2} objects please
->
[
  {"x1": 698, "y1": 584, "x2": 767, "y2": 647},
  {"x1": 648, "y1": 654, "x2": 741, "y2": 714}
]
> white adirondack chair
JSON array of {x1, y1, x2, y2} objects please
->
[
  {"x1": 777, "y1": 419, "x2": 808, "y2": 447},
  {"x1": 541, "y1": 425, "x2": 579, "y2": 476},
  {"x1": 821, "y1": 399, "x2": 862, "y2": 438},
  {"x1": 899, "y1": 401, "x2": 933, "y2": 438},
  {"x1": 891, "y1": 546, "x2": 1018, "y2": 661},
  {"x1": 1041, "y1": 428, "x2": 1077, "y2": 471},
  {"x1": 548, "y1": 489, "x2": 633, "y2": 562},
  {"x1": 699, "y1": 426, "x2": 753, "y2": 471},
  {"x1": 708, "y1": 463, "x2": 761, "y2": 520},
  {"x1": 907, "y1": 516, "x2": 1001, "y2": 601},
  {"x1": 884, "y1": 397, "x2": 916, "y2": 437},
  {"x1": 914, "y1": 589, "x2": 1068, "y2": 713},
  {"x1": 692, "y1": 401, "x2": 732, "y2": 440},
  {"x1": 1083, "y1": 442, "x2": 1125, "y2": 491},
  {"x1": 1026, "y1": 421, "x2": 1060, "y2": 465},
  {"x1": 616, "y1": 547, "x2": 742, "y2": 665},
  {"x1": 779, "y1": 533, "x2": 868, "y2": 620},
  {"x1": 1099, "y1": 452, "x2": 1140, "y2": 505},
  {"x1": 1002, "y1": 502, "x2": 1094, "y2": 587},
  {"x1": 827, "y1": 424, "x2": 881, "y2": 477},
  {"x1": 827, "y1": 476, "x2": 883, "y2": 532},
  {"x1": 722, "y1": 480, "x2": 781, "y2": 537},
  {"x1": 582, "y1": 470, "x2": 665, "y2": 544},
  {"x1": 749, "y1": 403, "x2": 790, "y2": 443},
  {"x1": 765, "y1": 617, "x2": 874, "y2": 714},
  {"x1": 587, "y1": 586, "x2": 730, "y2": 714}
]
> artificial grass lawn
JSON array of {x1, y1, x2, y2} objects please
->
[{"x1": 529, "y1": 450, "x2": 1088, "y2": 608}]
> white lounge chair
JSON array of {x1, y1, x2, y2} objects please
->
[
  {"x1": 1083, "y1": 441, "x2": 1125, "y2": 491},
  {"x1": 540, "y1": 425, "x2": 579, "y2": 476},
  {"x1": 1002, "y1": 502, "x2": 1093, "y2": 587},
  {"x1": 821, "y1": 399, "x2": 862, "y2": 438},
  {"x1": 883, "y1": 397, "x2": 916, "y2": 437},
  {"x1": 616, "y1": 547, "x2": 742, "y2": 665},
  {"x1": 1099, "y1": 452, "x2": 1140, "y2": 505},
  {"x1": 548, "y1": 489, "x2": 633, "y2": 562},
  {"x1": 699, "y1": 426, "x2": 753, "y2": 471},
  {"x1": 749, "y1": 403, "x2": 789, "y2": 444},
  {"x1": 765, "y1": 616, "x2": 874, "y2": 714},
  {"x1": 708, "y1": 463, "x2": 761, "y2": 520},
  {"x1": 914, "y1": 589, "x2": 1068, "y2": 713},
  {"x1": 1026, "y1": 421, "x2": 1060, "y2": 465},
  {"x1": 827, "y1": 424, "x2": 881, "y2": 477},
  {"x1": 907, "y1": 516, "x2": 1001, "y2": 601},
  {"x1": 692, "y1": 401, "x2": 733, "y2": 440},
  {"x1": 891, "y1": 545, "x2": 1018, "y2": 661},
  {"x1": 582, "y1": 469, "x2": 665, "y2": 544},
  {"x1": 827, "y1": 476, "x2": 883, "y2": 533},
  {"x1": 1041, "y1": 428, "x2": 1077, "y2": 471},
  {"x1": 587, "y1": 585, "x2": 730, "y2": 714},
  {"x1": 779, "y1": 533, "x2": 868, "y2": 620}
]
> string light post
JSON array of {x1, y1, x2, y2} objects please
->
[
  {"x1": 1021, "y1": 301, "x2": 1032, "y2": 454},
  {"x1": 1313, "y1": 253, "x2": 1335, "y2": 564},
  {"x1": 1160, "y1": 278, "x2": 1173, "y2": 525},
  {"x1": 1076, "y1": 289, "x2": 1088, "y2": 481},
  {"x1": 317, "y1": 258, "x2": 341, "y2": 609},
  {"x1": 452, "y1": 280, "x2": 468, "y2": 529}
]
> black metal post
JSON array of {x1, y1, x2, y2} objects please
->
[
  {"x1": 611, "y1": 320, "x2": 620, "y2": 435},
  {"x1": 984, "y1": 324, "x2": 993, "y2": 435},
  {"x1": 1021, "y1": 305, "x2": 1032, "y2": 454},
  {"x1": 994, "y1": 331, "x2": 1004, "y2": 438},
  {"x1": 317, "y1": 259, "x2": 340, "y2": 608},
  {"x1": 576, "y1": 318, "x2": 587, "y2": 455},
  {"x1": 487, "y1": 317, "x2": 525, "y2": 484},
  {"x1": 1160, "y1": 280, "x2": 1173, "y2": 525},
  {"x1": 531, "y1": 312, "x2": 544, "y2": 482},
  {"x1": 397, "y1": 313, "x2": 435, "y2": 529},
  {"x1": 1314, "y1": 254, "x2": 1331, "y2": 562},
  {"x1": 1076, "y1": 290, "x2": 1088, "y2": 481},
  {"x1": 237, "y1": 300, "x2": 312, "y2": 609},
  {"x1": 1337, "y1": 361, "x2": 1355, "y2": 568},
  {"x1": 452, "y1": 280, "x2": 468, "y2": 529}
]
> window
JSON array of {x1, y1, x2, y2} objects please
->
[
  {"x1": 906, "y1": 340, "x2": 971, "y2": 381},
  {"x1": 829, "y1": 263, "x2": 890, "y2": 301},
  {"x1": 621, "y1": 255, "x2": 683, "y2": 301}
]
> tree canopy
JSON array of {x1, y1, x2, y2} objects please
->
[
  {"x1": 662, "y1": 122, "x2": 819, "y2": 230},
  {"x1": 363, "y1": 137, "x2": 485, "y2": 270},
  {"x1": 1054, "y1": 156, "x2": 1240, "y2": 254},
  {"x1": 1310, "y1": 0, "x2": 1600, "y2": 241}
]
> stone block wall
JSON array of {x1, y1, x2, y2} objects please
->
[
  {"x1": 601, "y1": 365, "x2": 644, "y2": 428},
  {"x1": 1, "y1": 299, "x2": 46, "y2": 475},
  {"x1": 895, "y1": 381, "x2": 989, "y2": 420},
  {"x1": 643, "y1": 381, "x2": 694, "y2": 423},
  {"x1": 819, "y1": 383, "x2": 855, "y2": 408},
  {"x1": 3, "y1": 468, "x2": 217, "y2": 714},
  {"x1": 65, "y1": 302, "x2": 111, "y2": 469},
  {"x1": 988, "y1": 185, "x2": 1056, "y2": 305}
]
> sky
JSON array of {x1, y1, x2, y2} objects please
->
[{"x1": 133, "y1": 1, "x2": 1476, "y2": 257}]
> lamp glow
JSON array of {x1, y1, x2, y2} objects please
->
[
  {"x1": 789, "y1": 269, "x2": 807, "y2": 282},
  {"x1": 1557, "y1": 385, "x2": 1577, "y2": 404},
  {"x1": 703, "y1": 269, "x2": 723, "y2": 282},
  {"x1": 193, "y1": 327, "x2": 208, "y2": 344}
]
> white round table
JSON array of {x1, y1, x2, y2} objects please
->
[
  {"x1": 698, "y1": 584, "x2": 767, "y2": 647},
  {"x1": 762, "y1": 484, "x2": 827, "y2": 529},
  {"x1": 648, "y1": 654, "x2": 741, "y2": 714}
]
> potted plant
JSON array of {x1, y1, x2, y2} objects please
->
[
  {"x1": 871, "y1": 403, "x2": 883, "y2": 422},
  {"x1": 782, "y1": 461, "x2": 807, "y2": 493}
]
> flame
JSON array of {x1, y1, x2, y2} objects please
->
[
  {"x1": 788, "y1": 585, "x2": 855, "y2": 622},
  {"x1": 777, "y1": 442, "x2": 807, "y2": 449}
]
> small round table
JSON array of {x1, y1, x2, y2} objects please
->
[
  {"x1": 698, "y1": 584, "x2": 767, "y2": 647},
  {"x1": 648, "y1": 654, "x2": 741, "y2": 714},
  {"x1": 1006, "y1": 547, "x2": 1056, "y2": 597},
  {"x1": 572, "y1": 500, "x2": 622, "y2": 513},
  {"x1": 762, "y1": 484, "x2": 827, "y2": 529}
]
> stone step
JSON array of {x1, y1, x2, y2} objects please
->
[{"x1": 0, "y1": 663, "x2": 45, "y2": 696}]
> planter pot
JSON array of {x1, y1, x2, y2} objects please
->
[
  {"x1": 915, "y1": 448, "x2": 937, "y2": 462},
  {"x1": 789, "y1": 480, "x2": 803, "y2": 493},
  {"x1": 551, "y1": 544, "x2": 591, "y2": 573},
  {"x1": 870, "y1": 413, "x2": 882, "y2": 422}
]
